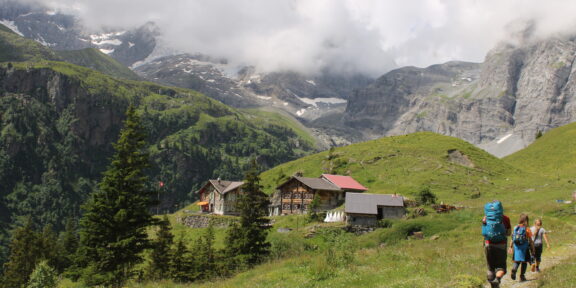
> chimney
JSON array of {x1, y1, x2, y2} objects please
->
[{"x1": 217, "y1": 177, "x2": 221, "y2": 184}]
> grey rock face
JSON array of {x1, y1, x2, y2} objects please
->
[
  {"x1": 343, "y1": 37, "x2": 576, "y2": 156},
  {"x1": 0, "y1": 1, "x2": 157, "y2": 66}
]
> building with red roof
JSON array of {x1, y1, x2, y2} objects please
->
[
  {"x1": 321, "y1": 174, "x2": 368, "y2": 192},
  {"x1": 269, "y1": 173, "x2": 368, "y2": 216}
]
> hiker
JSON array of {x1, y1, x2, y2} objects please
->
[
  {"x1": 530, "y1": 218, "x2": 551, "y2": 272},
  {"x1": 509, "y1": 214, "x2": 535, "y2": 282},
  {"x1": 482, "y1": 201, "x2": 511, "y2": 288}
]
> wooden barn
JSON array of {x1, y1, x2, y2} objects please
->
[
  {"x1": 197, "y1": 179, "x2": 244, "y2": 215},
  {"x1": 270, "y1": 174, "x2": 367, "y2": 216},
  {"x1": 345, "y1": 193, "x2": 405, "y2": 227}
]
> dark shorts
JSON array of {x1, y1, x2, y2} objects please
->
[
  {"x1": 485, "y1": 243, "x2": 507, "y2": 274},
  {"x1": 533, "y1": 245, "x2": 543, "y2": 262}
]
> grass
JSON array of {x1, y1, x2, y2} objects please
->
[
  {"x1": 260, "y1": 132, "x2": 519, "y2": 202},
  {"x1": 505, "y1": 121, "x2": 576, "y2": 180},
  {"x1": 56, "y1": 48, "x2": 140, "y2": 80},
  {"x1": 0, "y1": 25, "x2": 59, "y2": 62},
  {"x1": 241, "y1": 108, "x2": 317, "y2": 149},
  {"x1": 58, "y1": 122, "x2": 576, "y2": 288}
]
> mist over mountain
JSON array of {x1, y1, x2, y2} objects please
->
[
  {"x1": 12, "y1": 0, "x2": 576, "y2": 77},
  {"x1": 3, "y1": 0, "x2": 576, "y2": 155}
]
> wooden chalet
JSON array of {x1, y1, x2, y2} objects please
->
[
  {"x1": 197, "y1": 179, "x2": 244, "y2": 215},
  {"x1": 345, "y1": 193, "x2": 405, "y2": 227},
  {"x1": 270, "y1": 174, "x2": 368, "y2": 216}
]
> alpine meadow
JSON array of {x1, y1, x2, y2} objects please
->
[{"x1": 0, "y1": 1, "x2": 575, "y2": 288}]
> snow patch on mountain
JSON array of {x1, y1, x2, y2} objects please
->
[
  {"x1": 0, "y1": 19, "x2": 23, "y2": 36},
  {"x1": 99, "y1": 48, "x2": 115, "y2": 54},
  {"x1": 296, "y1": 96, "x2": 347, "y2": 107}
]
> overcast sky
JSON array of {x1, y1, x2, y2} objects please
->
[{"x1": 23, "y1": 0, "x2": 576, "y2": 76}]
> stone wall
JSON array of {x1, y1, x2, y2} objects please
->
[{"x1": 176, "y1": 215, "x2": 237, "y2": 228}]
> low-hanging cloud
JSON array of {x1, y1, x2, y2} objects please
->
[{"x1": 18, "y1": 0, "x2": 576, "y2": 76}]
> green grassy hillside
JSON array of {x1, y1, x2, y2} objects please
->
[
  {"x1": 115, "y1": 130, "x2": 576, "y2": 288},
  {"x1": 261, "y1": 132, "x2": 518, "y2": 202},
  {"x1": 56, "y1": 48, "x2": 140, "y2": 80},
  {"x1": 505, "y1": 122, "x2": 576, "y2": 180},
  {"x1": 0, "y1": 24, "x2": 59, "y2": 62}
]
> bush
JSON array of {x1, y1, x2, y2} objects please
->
[
  {"x1": 418, "y1": 187, "x2": 437, "y2": 205},
  {"x1": 377, "y1": 219, "x2": 394, "y2": 228},
  {"x1": 268, "y1": 232, "x2": 306, "y2": 260},
  {"x1": 27, "y1": 261, "x2": 58, "y2": 288}
]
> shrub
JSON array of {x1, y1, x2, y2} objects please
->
[
  {"x1": 418, "y1": 187, "x2": 437, "y2": 205},
  {"x1": 27, "y1": 261, "x2": 58, "y2": 288},
  {"x1": 377, "y1": 219, "x2": 394, "y2": 228}
]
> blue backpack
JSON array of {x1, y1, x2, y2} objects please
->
[
  {"x1": 482, "y1": 201, "x2": 506, "y2": 242},
  {"x1": 513, "y1": 226, "x2": 528, "y2": 246}
]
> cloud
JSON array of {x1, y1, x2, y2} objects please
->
[{"x1": 18, "y1": 0, "x2": 576, "y2": 76}]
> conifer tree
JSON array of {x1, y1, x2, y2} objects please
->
[
  {"x1": 0, "y1": 218, "x2": 41, "y2": 288},
  {"x1": 74, "y1": 106, "x2": 156, "y2": 287},
  {"x1": 147, "y1": 215, "x2": 173, "y2": 280},
  {"x1": 169, "y1": 237, "x2": 192, "y2": 282},
  {"x1": 26, "y1": 260, "x2": 58, "y2": 288},
  {"x1": 225, "y1": 159, "x2": 270, "y2": 267},
  {"x1": 59, "y1": 218, "x2": 78, "y2": 272}
]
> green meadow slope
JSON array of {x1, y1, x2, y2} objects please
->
[
  {"x1": 56, "y1": 48, "x2": 141, "y2": 80},
  {"x1": 505, "y1": 122, "x2": 576, "y2": 180},
  {"x1": 117, "y1": 128, "x2": 576, "y2": 288},
  {"x1": 261, "y1": 132, "x2": 519, "y2": 202}
]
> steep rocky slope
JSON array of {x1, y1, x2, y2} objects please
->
[
  {"x1": 0, "y1": 1, "x2": 157, "y2": 66},
  {"x1": 343, "y1": 38, "x2": 576, "y2": 156},
  {"x1": 134, "y1": 53, "x2": 372, "y2": 147}
]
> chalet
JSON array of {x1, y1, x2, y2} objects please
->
[
  {"x1": 197, "y1": 179, "x2": 244, "y2": 215},
  {"x1": 345, "y1": 193, "x2": 405, "y2": 227},
  {"x1": 270, "y1": 174, "x2": 368, "y2": 216}
]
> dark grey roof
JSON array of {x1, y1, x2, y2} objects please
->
[
  {"x1": 293, "y1": 176, "x2": 341, "y2": 191},
  {"x1": 208, "y1": 180, "x2": 244, "y2": 194},
  {"x1": 345, "y1": 193, "x2": 404, "y2": 214}
]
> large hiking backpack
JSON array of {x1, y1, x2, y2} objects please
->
[
  {"x1": 482, "y1": 201, "x2": 506, "y2": 242},
  {"x1": 513, "y1": 226, "x2": 528, "y2": 246}
]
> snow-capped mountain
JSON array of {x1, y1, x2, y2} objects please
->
[{"x1": 0, "y1": 1, "x2": 157, "y2": 66}]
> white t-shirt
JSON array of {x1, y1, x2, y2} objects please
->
[{"x1": 530, "y1": 226, "x2": 546, "y2": 246}]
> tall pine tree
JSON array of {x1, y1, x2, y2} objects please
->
[
  {"x1": 225, "y1": 159, "x2": 270, "y2": 267},
  {"x1": 0, "y1": 218, "x2": 42, "y2": 288},
  {"x1": 146, "y1": 215, "x2": 173, "y2": 280},
  {"x1": 74, "y1": 106, "x2": 156, "y2": 287}
]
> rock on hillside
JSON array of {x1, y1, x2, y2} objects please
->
[{"x1": 343, "y1": 37, "x2": 576, "y2": 157}]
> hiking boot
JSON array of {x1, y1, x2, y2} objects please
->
[
  {"x1": 520, "y1": 275, "x2": 527, "y2": 282},
  {"x1": 489, "y1": 278, "x2": 501, "y2": 288},
  {"x1": 536, "y1": 267, "x2": 541, "y2": 273},
  {"x1": 531, "y1": 263, "x2": 536, "y2": 272},
  {"x1": 511, "y1": 271, "x2": 516, "y2": 280}
]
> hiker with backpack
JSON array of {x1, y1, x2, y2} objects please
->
[
  {"x1": 482, "y1": 201, "x2": 511, "y2": 288},
  {"x1": 509, "y1": 213, "x2": 535, "y2": 282},
  {"x1": 530, "y1": 218, "x2": 550, "y2": 272}
]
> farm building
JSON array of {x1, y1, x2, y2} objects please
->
[
  {"x1": 270, "y1": 174, "x2": 368, "y2": 216},
  {"x1": 197, "y1": 179, "x2": 244, "y2": 215},
  {"x1": 345, "y1": 193, "x2": 405, "y2": 227}
]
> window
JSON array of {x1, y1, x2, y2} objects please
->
[
  {"x1": 292, "y1": 192, "x2": 301, "y2": 199},
  {"x1": 293, "y1": 204, "x2": 301, "y2": 210},
  {"x1": 282, "y1": 203, "x2": 291, "y2": 210},
  {"x1": 304, "y1": 193, "x2": 314, "y2": 199},
  {"x1": 282, "y1": 192, "x2": 291, "y2": 199}
]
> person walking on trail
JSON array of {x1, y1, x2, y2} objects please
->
[
  {"x1": 482, "y1": 201, "x2": 511, "y2": 288},
  {"x1": 509, "y1": 214, "x2": 536, "y2": 282},
  {"x1": 530, "y1": 218, "x2": 551, "y2": 272}
]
